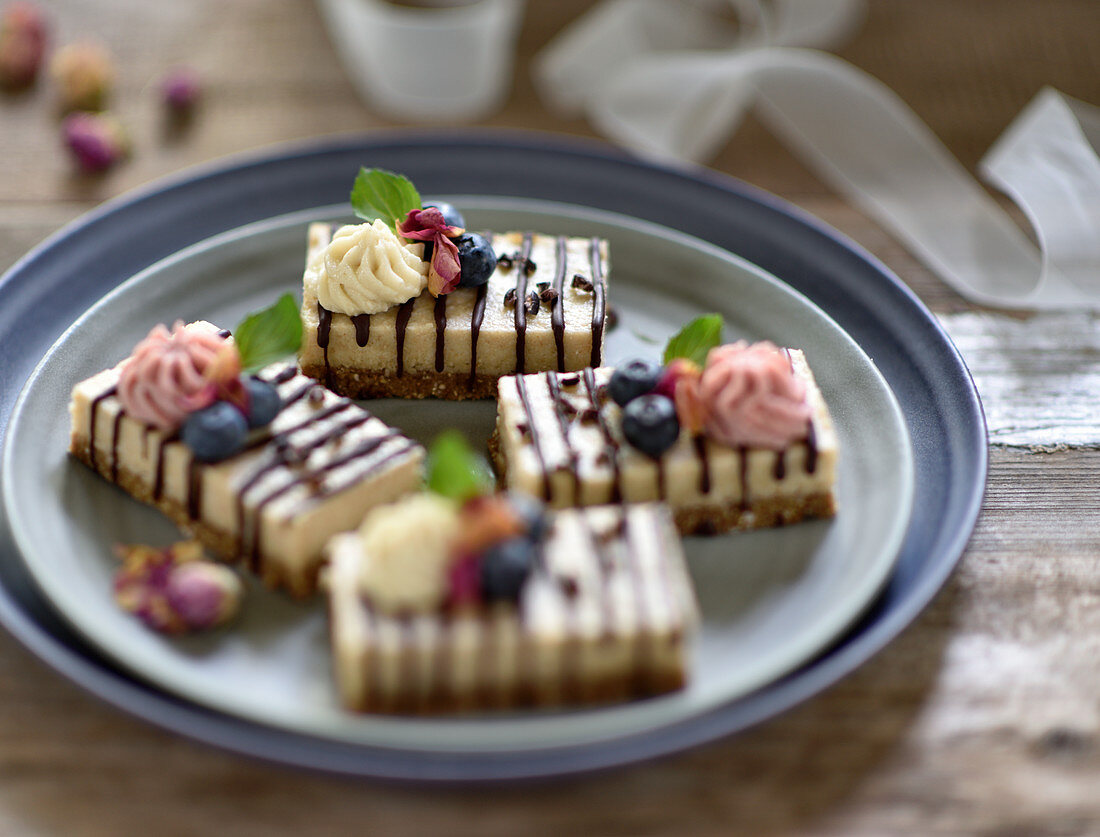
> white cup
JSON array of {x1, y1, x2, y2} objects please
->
[{"x1": 316, "y1": 0, "x2": 526, "y2": 122}]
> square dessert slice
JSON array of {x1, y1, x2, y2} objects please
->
[
  {"x1": 299, "y1": 222, "x2": 610, "y2": 399},
  {"x1": 68, "y1": 323, "x2": 424, "y2": 596},
  {"x1": 490, "y1": 352, "x2": 838, "y2": 534},
  {"x1": 327, "y1": 502, "x2": 697, "y2": 713}
]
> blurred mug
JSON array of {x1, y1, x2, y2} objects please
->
[{"x1": 316, "y1": 0, "x2": 526, "y2": 122}]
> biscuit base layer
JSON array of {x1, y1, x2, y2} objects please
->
[
  {"x1": 70, "y1": 438, "x2": 319, "y2": 597},
  {"x1": 488, "y1": 429, "x2": 836, "y2": 536},
  {"x1": 299, "y1": 362, "x2": 499, "y2": 400}
]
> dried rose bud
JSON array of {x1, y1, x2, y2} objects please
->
[
  {"x1": 113, "y1": 541, "x2": 243, "y2": 635},
  {"x1": 51, "y1": 41, "x2": 113, "y2": 112},
  {"x1": 0, "y1": 2, "x2": 47, "y2": 89},
  {"x1": 162, "y1": 66, "x2": 200, "y2": 112},
  {"x1": 62, "y1": 111, "x2": 129, "y2": 172},
  {"x1": 165, "y1": 562, "x2": 243, "y2": 631}
]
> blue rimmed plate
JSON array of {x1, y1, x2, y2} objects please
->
[{"x1": 0, "y1": 132, "x2": 984, "y2": 781}]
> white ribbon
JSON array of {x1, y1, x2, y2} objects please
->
[{"x1": 535, "y1": 0, "x2": 1100, "y2": 310}]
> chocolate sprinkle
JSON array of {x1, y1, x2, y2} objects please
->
[
  {"x1": 522, "y1": 257, "x2": 537, "y2": 275},
  {"x1": 503, "y1": 287, "x2": 517, "y2": 308},
  {"x1": 524, "y1": 291, "x2": 540, "y2": 316},
  {"x1": 539, "y1": 287, "x2": 559, "y2": 304},
  {"x1": 308, "y1": 387, "x2": 325, "y2": 407},
  {"x1": 560, "y1": 374, "x2": 580, "y2": 387},
  {"x1": 571, "y1": 273, "x2": 593, "y2": 292},
  {"x1": 497, "y1": 253, "x2": 514, "y2": 269},
  {"x1": 537, "y1": 281, "x2": 550, "y2": 292}
]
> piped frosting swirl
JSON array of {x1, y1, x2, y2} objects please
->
[
  {"x1": 117, "y1": 322, "x2": 234, "y2": 431},
  {"x1": 698, "y1": 341, "x2": 811, "y2": 449},
  {"x1": 311, "y1": 220, "x2": 428, "y2": 316}
]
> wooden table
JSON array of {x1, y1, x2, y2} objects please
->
[{"x1": 2, "y1": 2, "x2": 1099, "y2": 834}]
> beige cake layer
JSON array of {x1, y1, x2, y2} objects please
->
[
  {"x1": 491, "y1": 354, "x2": 838, "y2": 535},
  {"x1": 328, "y1": 503, "x2": 698, "y2": 713},
  {"x1": 68, "y1": 348, "x2": 424, "y2": 597},
  {"x1": 299, "y1": 223, "x2": 610, "y2": 399}
]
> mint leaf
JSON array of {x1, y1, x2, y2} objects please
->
[
  {"x1": 234, "y1": 293, "x2": 303, "y2": 372},
  {"x1": 426, "y1": 430, "x2": 493, "y2": 501},
  {"x1": 663, "y1": 314, "x2": 724, "y2": 367},
  {"x1": 349, "y1": 167, "x2": 421, "y2": 227}
]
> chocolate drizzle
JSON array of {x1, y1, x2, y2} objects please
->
[
  {"x1": 773, "y1": 450, "x2": 787, "y2": 480},
  {"x1": 351, "y1": 313, "x2": 371, "y2": 348},
  {"x1": 514, "y1": 374, "x2": 552, "y2": 498},
  {"x1": 468, "y1": 283, "x2": 488, "y2": 388},
  {"x1": 582, "y1": 369, "x2": 622, "y2": 503},
  {"x1": 589, "y1": 238, "x2": 606, "y2": 367},
  {"x1": 394, "y1": 298, "x2": 416, "y2": 377},
  {"x1": 87, "y1": 385, "x2": 117, "y2": 474},
  {"x1": 513, "y1": 233, "x2": 534, "y2": 373},
  {"x1": 316, "y1": 302, "x2": 332, "y2": 386},
  {"x1": 805, "y1": 421, "x2": 819, "y2": 474},
  {"x1": 109, "y1": 409, "x2": 124, "y2": 483},
  {"x1": 551, "y1": 236, "x2": 567, "y2": 372},
  {"x1": 693, "y1": 435, "x2": 711, "y2": 494},
  {"x1": 433, "y1": 295, "x2": 447, "y2": 373},
  {"x1": 545, "y1": 372, "x2": 581, "y2": 501}
]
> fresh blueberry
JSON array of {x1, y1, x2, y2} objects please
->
[
  {"x1": 454, "y1": 233, "x2": 498, "y2": 288},
  {"x1": 424, "y1": 201, "x2": 466, "y2": 229},
  {"x1": 507, "y1": 491, "x2": 550, "y2": 542},
  {"x1": 480, "y1": 537, "x2": 536, "y2": 602},
  {"x1": 181, "y1": 402, "x2": 248, "y2": 463},
  {"x1": 621, "y1": 394, "x2": 680, "y2": 459},
  {"x1": 608, "y1": 359, "x2": 664, "y2": 407},
  {"x1": 244, "y1": 377, "x2": 281, "y2": 429}
]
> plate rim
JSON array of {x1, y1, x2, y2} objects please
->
[
  {"x1": 0, "y1": 129, "x2": 987, "y2": 781},
  {"x1": 2, "y1": 198, "x2": 915, "y2": 752}
]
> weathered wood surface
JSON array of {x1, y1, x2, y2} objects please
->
[{"x1": 2, "y1": 2, "x2": 1100, "y2": 834}]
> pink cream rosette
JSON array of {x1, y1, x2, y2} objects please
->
[
  {"x1": 696, "y1": 341, "x2": 811, "y2": 449},
  {"x1": 117, "y1": 322, "x2": 240, "y2": 431}
]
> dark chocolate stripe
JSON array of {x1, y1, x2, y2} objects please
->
[
  {"x1": 551, "y1": 236, "x2": 567, "y2": 372},
  {"x1": 805, "y1": 421, "x2": 818, "y2": 474},
  {"x1": 619, "y1": 507, "x2": 650, "y2": 691},
  {"x1": 513, "y1": 233, "x2": 534, "y2": 373},
  {"x1": 589, "y1": 238, "x2": 606, "y2": 367},
  {"x1": 395, "y1": 298, "x2": 416, "y2": 377},
  {"x1": 582, "y1": 368, "x2": 622, "y2": 503},
  {"x1": 316, "y1": 302, "x2": 332, "y2": 386},
  {"x1": 773, "y1": 450, "x2": 787, "y2": 480},
  {"x1": 693, "y1": 435, "x2": 711, "y2": 494},
  {"x1": 434, "y1": 294, "x2": 447, "y2": 373},
  {"x1": 351, "y1": 313, "x2": 371, "y2": 347},
  {"x1": 468, "y1": 283, "x2": 488, "y2": 388},
  {"x1": 188, "y1": 457, "x2": 203, "y2": 520},
  {"x1": 87, "y1": 385, "x2": 118, "y2": 474},
  {"x1": 152, "y1": 431, "x2": 176, "y2": 501},
  {"x1": 514, "y1": 374, "x2": 552, "y2": 499},
  {"x1": 264, "y1": 366, "x2": 298, "y2": 386},
  {"x1": 545, "y1": 372, "x2": 581, "y2": 502},
  {"x1": 109, "y1": 409, "x2": 124, "y2": 483}
]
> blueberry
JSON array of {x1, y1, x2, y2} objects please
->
[
  {"x1": 454, "y1": 233, "x2": 498, "y2": 288},
  {"x1": 244, "y1": 377, "x2": 281, "y2": 429},
  {"x1": 608, "y1": 359, "x2": 664, "y2": 407},
  {"x1": 507, "y1": 491, "x2": 550, "y2": 542},
  {"x1": 621, "y1": 394, "x2": 680, "y2": 459},
  {"x1": 181, "y1": 402, "x2": 248, "y2": 463},
  {"x1": 424, "y1": 201, "x2": 466, "y2": 229},
  {"x1": 480, "y1": 537, "x2": 536, "y2": 602}
]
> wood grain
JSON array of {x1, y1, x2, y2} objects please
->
[{"x1": 2, "y1": 1, "x2": 1100, "y2": 834}]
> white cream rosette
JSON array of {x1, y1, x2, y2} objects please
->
[{"x1": 312, "y1": 220, "x2": 428, "y2": 315}]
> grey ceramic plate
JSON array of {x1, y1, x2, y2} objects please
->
[{"x1": 3, "y1": 198, "x2": 912, "y2": 752}]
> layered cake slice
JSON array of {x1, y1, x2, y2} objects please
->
[
  {"x1": 69, "y1": 315, "x2": 424, "y2": 596},
  {"x1": 327, "y1": 489, "x2": 697, "y2": 713},
  {"x1": 299, "y1": 223, "x2": 609, "y2": 399},
  {"x1": 491, "y1": 339, "x2": 838, "y2": 535},
  {"x1": 296, "y1": 168, "x2": 609, "y2": 400}
]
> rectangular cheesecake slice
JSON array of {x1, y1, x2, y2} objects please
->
[
  {"x1": 69, "y1": 346, "x2": 424, "y2": 597},
  {"x1": 299, "y1": 222, "x2": 610, "y2": 400},
  {"x1": 327, "y1": 503, "x2": 698, "y2": 713},
  {"x1": 490, "y1": 353, "x2": 838, "y2": 534}
]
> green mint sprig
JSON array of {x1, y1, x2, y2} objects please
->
[
  {"x1": 349, "y1": 167, "x2": 421, "y2": 228},
  {"x1": 426, "y1": 430, "x2": 494, "y2": 501},
  {"x1": 234, "y1": 293, "x2": 302, "y2": 372},
  {"x1": 663, "y1": 314, "x2": 724, "y2": 367}
]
